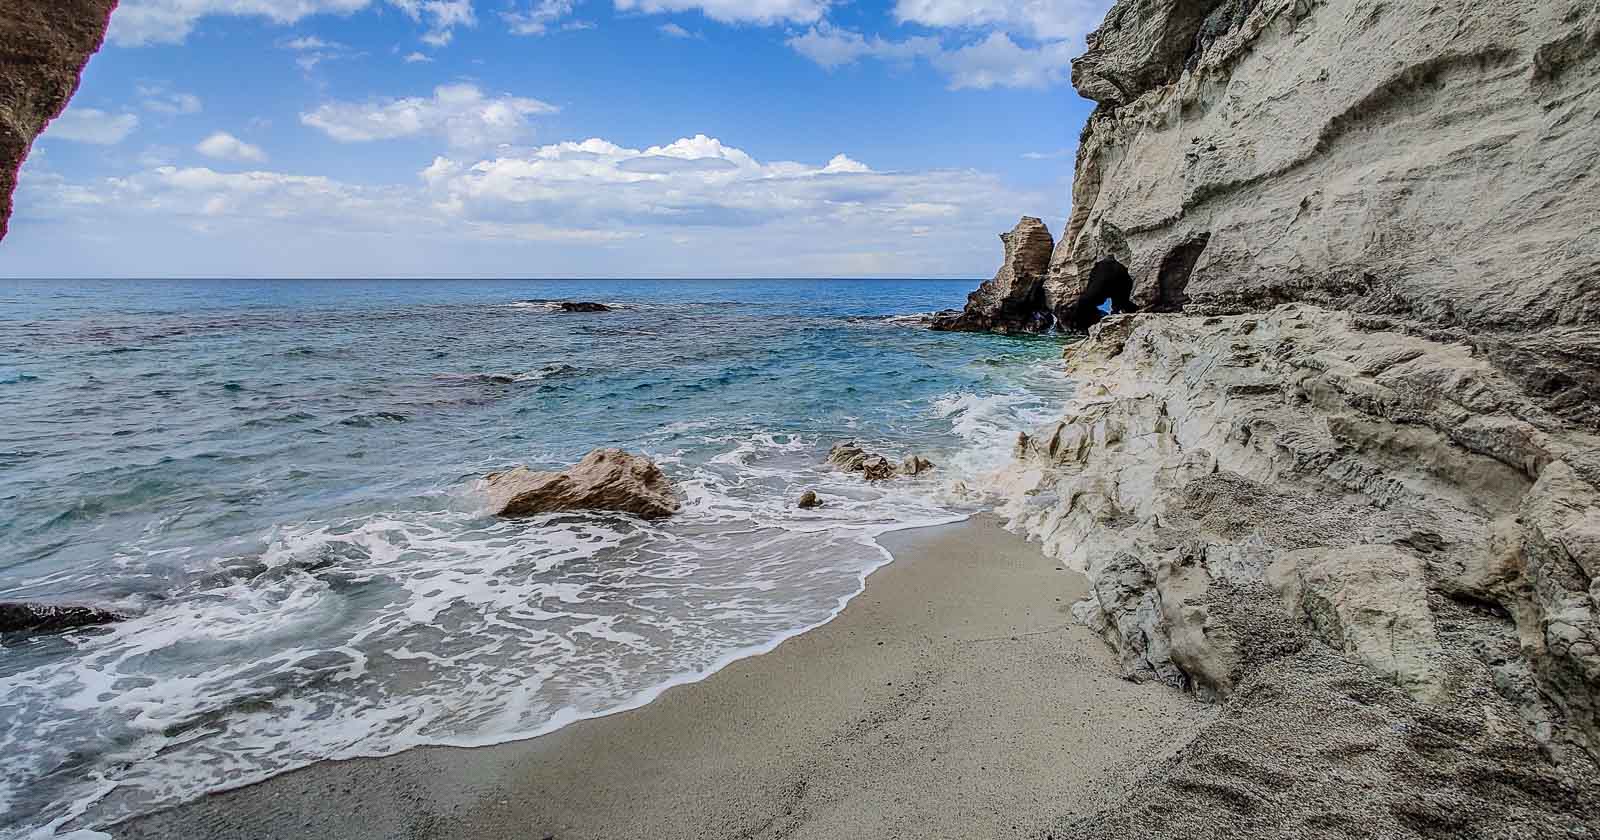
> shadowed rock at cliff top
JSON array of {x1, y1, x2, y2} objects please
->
[
  {"x1": 930, "y1": 216, "x2": 1056, "y2": 334},
  {"x1": 0, "y1": 1, "x2": 119, "y2": 241},
  {"x1": 1046, "y1": 0, "x2": 1600, "y2": 423},
  {"x1": 484, "y1": 449, "x2": 680, "y2": 519}
]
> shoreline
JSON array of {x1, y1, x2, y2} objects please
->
[{"x1": 112, "y1": 515, "x2": 1211, "y2": 840}]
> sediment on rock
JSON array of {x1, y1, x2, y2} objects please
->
[{"x1": 0, "y1": 1, "x2": 119, "y2": 241}]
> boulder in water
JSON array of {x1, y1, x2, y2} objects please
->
[
  {"x1": 826, "y1": 442, "x2": 897, "y2": 482},
  {"x1": 797, "y1": 490, "x2": 823, "y2": 509},
  {"x1": 899, "y1": 455, "x2": 936, "y2": 476},
  {"x1": 486, "y1": 449, "x2": 679, "y2": 519},
  {"x1": 556, "y1": 301, "x2": 611, "y2": 313},
  {"x1": 0, "y1": 601, "x2": 124, "y2": 635}
]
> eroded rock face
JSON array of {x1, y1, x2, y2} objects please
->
[
  {"x1": 930, "y1": 217, "x2": 1056, "y2": 334},
  {"x1": 993, "y1": 308, "x2": 1600, "y2": 832},
  {"x1": 1048, "y1": 0, "x2": 1600, "y2": 423},
  {"x1": 485, "y1": 449, "x2": 680, "y2": 519},
  {"x1": 0, "y1": 1, "x2": 119, "y2": 241}
]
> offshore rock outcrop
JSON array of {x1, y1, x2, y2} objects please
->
[
  {"x1": 0, "y1": 1, "x2": 119, "y2": 241},
  {"x1": 485, "y1": 449, "x2": 681, "y2": 520},
  {"x1": 991, "y1": 0, "x2": 1600, "y2": 835},
  {"x1": 930, "y1": 216, "x2": 1056, "y2": 334}
]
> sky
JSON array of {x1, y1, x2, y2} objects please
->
[{"x1": 4, "y1": 0, "x2": 1113, "y2": 278}]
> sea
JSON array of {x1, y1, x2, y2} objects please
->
[{"x1": 0, "y1": 278, "x2": 1073, "y2": 838}]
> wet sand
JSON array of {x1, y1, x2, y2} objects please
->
[{"x1": 116, "y1": 516, "x2": 1209, "y2": 840}]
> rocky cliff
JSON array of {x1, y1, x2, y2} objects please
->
[
  {"x1": 0, "y1": 1, "x2": 118, "y2": 241},
  {"x1": 986, "y1": 0, "x2": 1600, "y2": 835}
]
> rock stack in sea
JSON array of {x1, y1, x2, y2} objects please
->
[
  {"x1": 978, "y1": 0, "x2": 1600, "y2": 835},
  {"x1": 930, "y1": 216, "x2": 1057, "y2": 334},
  {"x1": 0, "y1": 0, "x2": 119, "y2": 241}
]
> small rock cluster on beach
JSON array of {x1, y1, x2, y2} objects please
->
[{"x1": 485, "y1": 448, "x2": 680, "y2": 519}]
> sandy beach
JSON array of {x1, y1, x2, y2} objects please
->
[{"x1": 116, "y1": 516, "x2": 1210, "y2": 840}]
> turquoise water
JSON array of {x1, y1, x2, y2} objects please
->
[{"x1": 0, "y1": 279, "x2": 1071, "y2": 837}]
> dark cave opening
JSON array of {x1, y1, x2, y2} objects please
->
[
  {"x1": 1152, "y1": 234, "x2": 1211, "y2": 312},
  {"x1": 1069, "y1": 258, "x2": 1136, "y2": 330}
]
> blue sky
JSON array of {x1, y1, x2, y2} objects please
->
[{"x1": 5, "y1": 0, "x2": 1111, "y2": 278}]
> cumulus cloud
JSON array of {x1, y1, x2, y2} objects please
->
[
  {"x1": 932, "y1": 32, "x2": 1074, "y2": 89},
  {"x1": 110, "y1": 0, "x2": 475, "y2": 47},
  {"x1": 301, "y1": 83, "x2": 558, "y2": 148},
  {"x1": 503, "y1": 0, "x2": 578, "y2": 35},
  {"x1": 786, "y1": 24, "x2": 939, "y2": 70},
  {"x1": 658, "y1": 22, "x2": 695, "y2": 38},
  {"x1": 137, "y1": 85, "x2": 204, "y2": 115},
  {"x1": 403, "y1": 51, "x2": 434, "y2": 62},
  {"x1": 14, "y1": 132, "x2": 1047, "y2": 277},
  {"x1": 892, "y1": 0, "x2": 1109, "y2": 42},
  {"x1": 44, "y1": 108, "x2": 140, "y2": 144},
  {"x1": 613, "y1": 0, "x2": 828, "y2": 25},
  {"x1": 196, "y1": 131, "x2": 268, "y2": 162},
  {"x1": 787, "y1": 25, "x2": 1071, "y2": 88}
]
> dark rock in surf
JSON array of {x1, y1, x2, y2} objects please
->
[
  {"x1": 899, "y1": 455, "x2": 936, "y2": 476},
  {"x1": 556, "y1": 301, "x2": 611, "y2": 313},
  {"x1": 0, "y1": 601, "x2": 124, "y2": 634},
  {"x1": 797, "y1": 490, "x2": 823, "y2": 509},
  {"x1": 485, "y1": 448, "x2": 679, "y2": 519}
]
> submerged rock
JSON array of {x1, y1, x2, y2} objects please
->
[
  {"x1": 485, "y1": 449, "x2": 679, "y2": 519},
  {"x1": 555, "y1": 301, "x2": 611, "y2": 313},
  {"x1": 0, "y1": 601, "x2": 124, "y2": 634},
  {"x1": 827, "y1": 443, "x2": 937, "y2": 481},
  {"x1": 930, "y1": 217, "x2": 1056, "y2": 335},
  {"x1": 899, "y1": 455, "x2": 935, "y2": 477},
  {"x1": 797, "y1": 490, "x2": 822, "y2": 509}
]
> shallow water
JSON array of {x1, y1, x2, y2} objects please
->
[{"x1": 0, "y1": 278, "x2": 1072, "y2": 837}]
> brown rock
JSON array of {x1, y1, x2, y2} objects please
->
[
  {"x1": 486, "y1": 449, "x2": 679, "y2": 519},
  {"x1": 899, "y1": 455, "x2": 935, "y2": 476},
  {"x1": 827, "y1": 442, "x2": 897, "y2": 481},
  {"x1": 1, "y1": 1, "x2": 119, "y2": 241},
  {"x1": 797, "y1": 490, "x2": 822, "y2": 509},
  {"x1": 930, "y1": 217, "x2": 1056, "y2": 334}
]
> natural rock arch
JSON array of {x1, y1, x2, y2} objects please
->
[
  {"x1": 1067, "y1": 257, "x2": 1136, "y2": 330},
  {"x1": 1151, "y1": 234, "x2": 1210, "y2": 312}
]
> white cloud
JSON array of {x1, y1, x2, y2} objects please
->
[
  {"x1": 788, "y1": 26, "x2": 1072, "y2": 88},
  {"x1": 13, "y1": 133, "x2": 1045, "y2": 278},
  {"x1": 403, "y1": 51, "x2": 434, "y2": 62},
  {"x1": 932, "y1": 32, "x2": 1074, "y2": 89},
  {"x1": 196, "y1": 131, "x2": 268, "y2": 162},
  {"x1": 44, "y1": 108, "x2": 140, "y2": 144},
  {"x1": 1021, "y1": 148, "x2": 1072, "y2": 160},
  {"x1": 658, "y1": 22, "x2": 695, "y2": 38},
  {"x1": 110, "y1": 0, "x2": 476, "y2": 47},
  {"x1": 503, "y1": 0, "x2": 576, "y2": 35},
  {"x1": 786, "y1": 23, "x2": 938, "y2": 70},
  {"x1": 612, "y1": 0, "x2": 828, "y2": 25},
  {"x1": 892, "y1": 0, "x2": 1109, "y2": 42},
  {"x1": 137, "y1": 85, "x2": 204, "y2": 115},
  {"x1": 301, "y1": 83, "x2": 558, "y2": 148}
]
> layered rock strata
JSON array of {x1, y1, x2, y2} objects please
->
[
  {"x1": 930, "y1": 216, "x2": 1057, "y2": 334},
  {"x1": 1000, "y1": 309, "x2": 1600, "y2": 835},
  {"x1": 0, "y1": 1, "x2": 119, "y2": 241},
  {"x1": 986, "y1": 0, "x2": 1600, "y2": 833}
]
